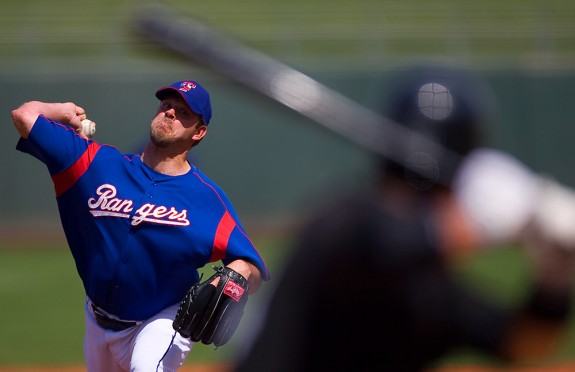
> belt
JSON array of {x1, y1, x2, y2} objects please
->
[{"x1": 91, "y1": 304, "x2": 138, "y2": 332}]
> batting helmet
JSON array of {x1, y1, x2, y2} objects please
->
[{"x1": 379, "y1": 62, "x2": 494, "y2": 190}]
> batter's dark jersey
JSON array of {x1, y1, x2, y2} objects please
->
[{"x1": 235, "y1": 192, "x2": 510, "y2": 372}]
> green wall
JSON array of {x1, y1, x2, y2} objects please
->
[{"x1": 2, "y1": 68, "x2": 575, "y2": 232}]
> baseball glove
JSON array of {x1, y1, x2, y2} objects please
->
[{"x1": 173, "y1": 265, "x2": 250, "y2": 347}]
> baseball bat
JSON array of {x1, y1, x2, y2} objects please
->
[{"x1": 134, "y1": 4, "x2": 461, "y2": 185}]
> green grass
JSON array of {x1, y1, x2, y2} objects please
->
[
  {"x1": 0, "y1": 236, "x2": 291, "y2": 366},
  {"x1": 1, "y1": 239, "x2": 575, "y2": 367},
  {"x1": 0, "y1": 246, "x2": 85, "y2": 365}
]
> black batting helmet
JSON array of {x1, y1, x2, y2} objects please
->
[{"x1": 379, "y1": 62, "x2": 494, "y2": 190}]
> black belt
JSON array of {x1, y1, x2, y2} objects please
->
[{"x1": 91, "y1": 304, "x2": 138, "y2": 332}]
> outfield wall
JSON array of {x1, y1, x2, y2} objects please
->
[{"x1": 2, "y1": 68, "x2": 574, "y2": 232}]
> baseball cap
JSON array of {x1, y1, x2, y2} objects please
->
[{"x1": 155, "y1": 80, "x2": 212, "y2": 125}]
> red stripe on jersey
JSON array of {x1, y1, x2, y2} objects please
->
[
  {"x1": 52, "y1": 142, "x2": 101, "y2": 197},
  {"x1": 211, "y1": 211, "x2": 237, "y2": 262}
]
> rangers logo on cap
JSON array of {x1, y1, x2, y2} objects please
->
[
  {"x1": 179, "y1": 81, "x2": 197, "y2": 92},
  {"x1": 156, "y1": 80, "x2": 212, "y2": 124}
]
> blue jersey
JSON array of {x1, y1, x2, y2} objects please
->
[{"x1": 17, "y1": 115, "x2": 270, "y2": 320}]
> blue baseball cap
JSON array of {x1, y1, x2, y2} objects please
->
[{"x1": 155, "y1": 80, "x2": 212, "y2": 125}]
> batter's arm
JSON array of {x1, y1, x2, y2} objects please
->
[
  {"x1": 11, "y1": 101, "x2": 87, "y2": 139},
  {"x1": 499, "y1": 235, "x2": 575, "y2": 361}
]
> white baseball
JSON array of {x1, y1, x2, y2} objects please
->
[{"x1": 81, "y1": 119, "x2": 96, "y2": 138}]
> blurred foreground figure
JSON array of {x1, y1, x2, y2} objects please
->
[{"x1": 234, "y1": 63, "x2": 575, "y2": 371}]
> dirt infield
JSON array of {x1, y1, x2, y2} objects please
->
[
  {"x1": 431, "y1": 364, "x2": 575, "y2": 371},
  {"x1": 2, "y1": 363, "x2": 575, "y2": 371},
  {"x1": 434, "y1": 366, "x2": 575, "y2": 372},
  {"x1": 0, "y1": 366, "x2": 225, "y2": 372}
]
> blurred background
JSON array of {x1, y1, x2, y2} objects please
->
[
  {"x1": 1, "y1": 0, "x2": 575, "y2": 368},
  {"x1": 2, "y1": 0, "x2": 575, "y2": 234}
]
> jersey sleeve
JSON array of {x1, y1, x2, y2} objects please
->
[
  {"x1": 211, "y1": 207, "x2": 270, "y2": 281},
  {"x1": 16, "y1": 114, "x2": 92, "y2": 176},
  {"x1": 194, "y1": 170, "x2": 270, "y2": 281},
  {"x1": 224, "y1": 216, "x2": 269, "y2": 280}
]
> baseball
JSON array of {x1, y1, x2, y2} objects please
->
[{"x1": 80, "y1": 119, "x2": 96, "y2": 138}]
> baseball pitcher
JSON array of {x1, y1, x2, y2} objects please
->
[{"x1": 11, "y1": 80, "x2": 270, "y2": 371}]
